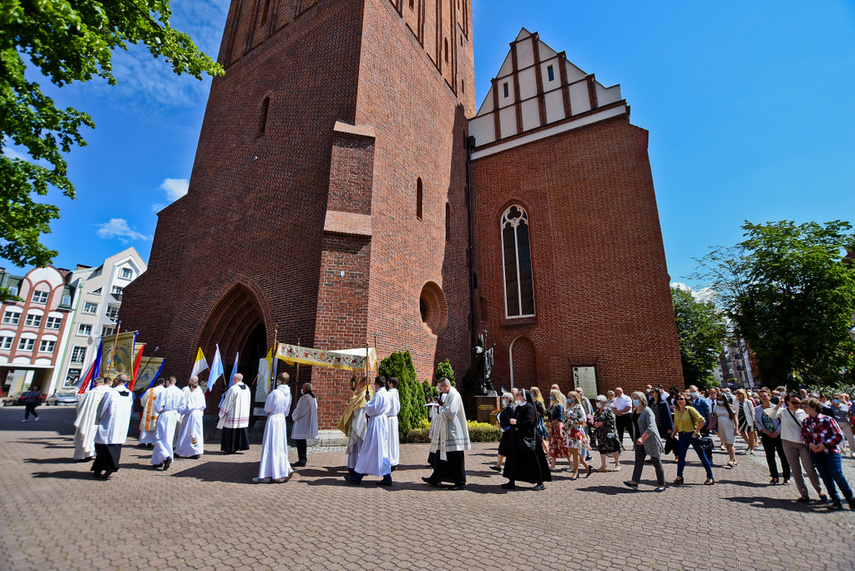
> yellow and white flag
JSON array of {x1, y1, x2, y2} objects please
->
[{"x1": 190, "y1": 348, "x2": 208, "y2": 378}]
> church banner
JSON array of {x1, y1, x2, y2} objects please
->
[
  {"x1": 134, "y1": 357, "x2": 166, "y2": 392},
  {"x1": 100, "y1": 332, "x2": 138, "y2": 378},
  {"x1": 276, "y1": 343, "x2": 377, "y2": 372}
]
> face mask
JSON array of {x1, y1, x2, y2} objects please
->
[
  {"x1": 502, "y1": 399, "x2": 509, "y2": 406},
  {"x1": 833, "y1": 398, "x2": 840, "y2": 404},
  {"x1": 717, "y1": 399, "x2": 725, "y2": 404},
  {"x1": 690, "y1": 392, "x2": 699, "y2": 399},
  {"x1": 632, "y1": 399, "x2": 640, "y2": 407}
]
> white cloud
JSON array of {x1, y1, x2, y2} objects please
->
[
  {"x1": 671, "y1": 282, "x2": 717, "y2": 303},
  {"x1": 96, "y1": 218, "x2": 149, "y2": 243},
  {"x1": 159, "y1": 178, "x2": 189, "y2": 202}
]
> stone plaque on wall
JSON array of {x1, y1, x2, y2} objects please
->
[{"x1": 573, "y1": 366, "x2": 597, "y2": 397}]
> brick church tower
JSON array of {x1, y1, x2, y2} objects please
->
[{"x1": 120, "y1": 0, "x2": 476, "y2": 428}]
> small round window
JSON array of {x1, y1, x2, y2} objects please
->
[{"x1": 419, "y1": 282, "x2": 448, "y2": 336}]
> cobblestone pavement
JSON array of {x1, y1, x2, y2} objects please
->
[{"x1": 1, "y1": 407, "x2": 853, "y2": 571}]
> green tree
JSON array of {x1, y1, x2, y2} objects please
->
[
  {"x1": 434, "y1": 358, "x2": 455, "y2": 385},
  {"x1": 696, "y1": 220, "x2": 855, "y2": 387},
  {"x1": 378, "y1": 351, "x2": 428, "y2": 442},
  {"x1": 1, "y1": 0, "x2": 222, "y2": 271},
  {"x1": 672, "y1": 286, "x2": 727, "y2": 389}
]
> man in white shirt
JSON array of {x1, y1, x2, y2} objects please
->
[
  {"x1": 291, "y1": 382, "x2": 319, "y2": 467},
  {"x1": 613, "y1": 387, "x2": 633, "y2": 444}
]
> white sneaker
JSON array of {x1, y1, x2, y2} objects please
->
[
  {"x1": 34, "y1": 417, "x2": 39, "y2": 422},
  {"x1": 21, "y1": 419, "x2": 27, "y2": 423}
]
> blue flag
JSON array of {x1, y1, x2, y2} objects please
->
[
  {"x1": 208, "y1": 344, "x2": 224, "y2": 392},
  {"x1": 230, "y1": 351, "x2": 239, "y2": 383}
]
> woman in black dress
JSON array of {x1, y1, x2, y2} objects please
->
[
  {"x1": 490, "y1": 392, "x2": 514, "y2": 471},
  {"x1": 501, "y1": 390, "x2": 551, "y2": 490},
  {"x1": 593, "y1": 395, "x2": 621, "y2": 471}
]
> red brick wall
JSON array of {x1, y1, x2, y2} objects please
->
[{"x1": 470, "y1": 115, "x2": 684, "y2": 397}]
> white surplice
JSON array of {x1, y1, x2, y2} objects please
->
[
  {"x1": 175, "y1": 386, "x2": 206, "y2": 457},
  {"x1": 151, "y1": 384, "x2": 183, "y2": 465},
  {"x1": 386, "y1": 388, "x2": 401, "y2": 467},
  {"x1": 95, "y1": 387, "x2": 134, "y2": 445},
  {"x1": 218, "y1": 382, "x2": 251, "y2": 428},
  {"x1": 73, "y1": 384, "x2": 111, "y2": 460},
  {"x1": 291, "y1": 393, "x2": 318, "y2": 440},
  {"x1": 434, "y1": 387, "x2": 471, "y2": 460},
  {"x1": 354, "y1": 387, "x2": 392, "y2": 477},
  {"x1": 138, "y1": 385, "x2": 164, "y2": 444},
  {"x1": 258, "y1": 384, "x2": 293, "y2": 480}
]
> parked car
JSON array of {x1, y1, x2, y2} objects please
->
[{"x1": 47, "y1": 392, "x2": 78, "y2": 407}]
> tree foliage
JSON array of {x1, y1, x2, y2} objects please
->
[
  {"x1": 671, "y1": 286, "x2": 727, "y2": 389},
  {"x1": 0, "y1": 0, "x2": 222, "y2": 268},
  {"x1": 695, "y1": 220, "x2": 855, "y2": 387}
]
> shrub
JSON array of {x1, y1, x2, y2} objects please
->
[
  {"x1": 435, "y1": 358, "x2": 455, "y2": 384},
  {"x1": 379, "y1": 350, "x2": 428, "y2": 442},
  {"x1": 467, "y1": 420, "x2": 501, "y2": 442}
]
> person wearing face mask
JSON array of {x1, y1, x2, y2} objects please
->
[
  {"x1": 828, "y1": 394, "x2": 855, "y2": 457},
  {"x1": 501, "y1": 390, "x2": 550, "y2": 490},
  {"x1": 772, "y1": 393, "x2": 826, "y2": 503},
  {"x1": 593, "y1": 395, "x2": 621, "y2": 471},
  {"x1": 291, "y1": 382, "x2": 319, "y2": 467},
  {"x1": 624, "y1": 391, "x2": 665, "y2": 492},
  {"x1": 754, "y1": 387, "x2": 790, "y2": 485},
  {"x1": 714, "y1": 392, "x2": 739, "y2": 467},
  {"x1": 490, "y1": 392, "x2": 514, "y2": 472}
]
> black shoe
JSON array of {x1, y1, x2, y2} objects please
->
[
  {"x1": 152, "y1": 464, "x2": 163, "y2": 469},
  {"x1": 377, "y1": 478, "x2": 393, "y2": 486},
  {"x1": 449, "y1": 483, "x2": 466, "y2": 490},
  {"x1": 817, "y1": 494, "x2": 829, "y2": 504},
  {"x1": 174, "y1": 454, "x2": 182, "y2": 458},
  {"x1": 623, "y1": 481, "x2": 639, "y2": 489},
  {"x1": 293, "y1": 461, "x2": 307, "y2": 467},
  {"x1": 100, "y1": 470, "x2": 113, "y2": 480},
  {"x1": 344, "y1": 475, "x2": 361, "y2": 485},
  {"x1": 163, "y1": 458, "x2": 172, "y2": 471},
  {"x1": 796, "y1": 496, "x2": 810, "y2": 503},
  {"x1": 489, "y1": 465, "x2": 501, "y2": 471},
  {"x1": 92, "y1": 470, "x2": 102, "y2": 478},
  {"x1": 848, "y1": 498, "x2": 855, "y2": 510},
  {"x1": 532, "y1": 484, "x2": 545, "y2": 491},
  {"x1": 585, "y1": 465, "x2": 593, "y2": 478},
  {"x1": 501, "y1": 482, "x2": 516, "y2": 489},
  {"x1": 189, "y1": 455, "x2": 200, "y2": 459},
  {"x1": 828, "y1": 500, "x2": 843, "y2": 510},
  {"x1": 421, "y1": 476, "x2": 438, "y2": 487}
]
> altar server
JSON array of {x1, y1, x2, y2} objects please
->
[
  {"x1": 151, "y1": 375, "x2": 183, "y2": 470},
  {"x1": 90, "y1": 376, "x2": 134, "y2": 479},
  {"x1": 254, "y1": 373, "x2": 293, "y2": 483},
  {"x1": 422, "y1": 377, "x2": 471, "y2": 490},
  {"x1": 291, "y1": 382, "x2": 319, "y2": 467},
  {"x1": 73, "y1": 377, "x2": 110, "y2": 461},
  {"x1": 345, "y1": 376, "x2": 393, "y2": 486},
  {"x1": 175, "y1": 376, "x2": 206, "y2": 459},
  {"x1": 386, "y1": 377, "x2": 401, "y2": 471},
  {"x1": 219, "y1": 373, "x2": 251, "y2": 454},
  {"x1": 138, "y1": 378, "x2": 165, "y2": 447}
]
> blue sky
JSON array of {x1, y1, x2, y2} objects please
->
[{"x1": 3, "y1": 0, "x2": 854, "y2": 291}]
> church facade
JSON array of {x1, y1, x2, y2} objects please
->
[{"x1": 120, "y1": 0, "x2": 682, "y2": 429}]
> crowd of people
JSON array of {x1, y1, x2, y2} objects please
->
[
  {"x1": 488, "y1": 383, "x2": 855, "y2": 508},
  {"x1": 65, "y1": 371, "x2": 855, "y2": 509}
]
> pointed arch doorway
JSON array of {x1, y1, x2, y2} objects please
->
[{"x1": 197, "y1": 284, "x2": 268, "y2": 410}]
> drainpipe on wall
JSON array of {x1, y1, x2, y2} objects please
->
[{"x1": 465, "y1": 135, "x2": 477, "y2": 348}]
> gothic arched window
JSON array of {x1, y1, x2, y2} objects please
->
[{"x1": 501, "y1": 205, "x2": 534, "y2": 317}]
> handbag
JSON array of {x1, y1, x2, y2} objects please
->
[{"x1": 697, "y1": 435, "x2": 715, "y2": 451}]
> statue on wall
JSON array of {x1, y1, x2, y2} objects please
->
[{"x1": 472, "y1": 331, "x2": 497, "y2": 396}]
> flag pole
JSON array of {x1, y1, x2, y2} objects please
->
[
  {"x1": 294, "y1": 338, "x2": 301, "y2": 398},
  {"x1": 271, "y1": 326, "x2": 278, "y2": 393},
  {"x1": 106, "y1": 322, "x2": 122, "y2": 378}
]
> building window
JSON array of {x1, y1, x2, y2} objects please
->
[
  {"x1": 0, "y1": 337, "x2": 12, "y2": 350},
  {"x1": 120, "y1": 268, "x2": 133, "y2": 280},
  {"x1": 78, "y1": 323, "x2": 93, "y2": 336},
  {"x1": 101, "y1": 326, "x2": 116, "y2": 337},
  {"x1": 258, "y1": 96, "x2": 270, "y2": 136},
  {"x1": 83, "y1": 301, "x2": 98, "y2": 315},
  {"x1": 45, "y1": 316, "x2": 62, "y2": 329},
  {"x1": 2, "y1": 311, "x2": 20, "y2": 325},
  {"x1": 409, "y1": 0, "x2": 414, "y2": 9},
  {"x1": 106, "y1": 306, "x2": 119, "y2": 321},
  {"x1": 39, "y1": 340, "x2": 55, "y2": 353},
  {"x1": 445, "y1": 202, "x2": 450, "y2": 242},
  {"x1": 503, "y1": 82, "x2": 509, "y2": 98},
  {"x1": 71, "y1": 346, "x2": 87, "y2": 364},
  {"x1": 416, "y1": 178, "x2": 423, "y2": 220},
  {"x1": 111, "y1": 286, "x2": 123, "y2": 296},
  {"x1": 31, "y1": 291, "x2": 48, "y2": 304},
  {"x1": 444, "y1": 38, "x2": 449, "y2": 63},
  {"x1": 61, "y1": 295, "x2": 72, "y2": 306},
  {"x1": 24, "y1": 313, "x2": 42, "y2": 327},
  {"x1": 547, "y1": 65, "x2": 554, "y2": 82},
  {"x1": 260, "y1": 0, "x2": 271, "y2": 25},
  {"x1": 8, "y1": 286, "x2": 18, "y2": 297},
  {"x1": 501, "y1": 205, "x2": 535, "y2": 318},
  {"x1": 18, "y1": 338, "x2": 35, "y2": 352}
]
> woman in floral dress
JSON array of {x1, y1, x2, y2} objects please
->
[
  {"x1": 547, "y1": 389, "x2": 573, "y2": 470},
  {"x1": 593, "y1": 395, "x2": 621, "y2": 471},
  {"x1": 565, "y1": 391, "x2": 592, "y2": 479}
]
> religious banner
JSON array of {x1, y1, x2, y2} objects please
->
[
  {"x1": 100, "y1": 332, "x2": 138, "y2": 378},
  {"x1": 276, "y1": 343, "x2": 377, "y2": 372},
  {"x1": 134, "y1": 357, "x2": 166, "y2": 392}
]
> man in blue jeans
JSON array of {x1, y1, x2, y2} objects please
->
[{"x1": 801, "y1": 398, "x2": 855, "y2": 511}]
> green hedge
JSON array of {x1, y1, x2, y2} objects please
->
[{"x1": 406, "y1": 420, "x2": 501, "y2": 443}]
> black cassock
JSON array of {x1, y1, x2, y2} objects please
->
[{"x1": 502, "y1": 402, "x2": 552, "y2": 484}]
